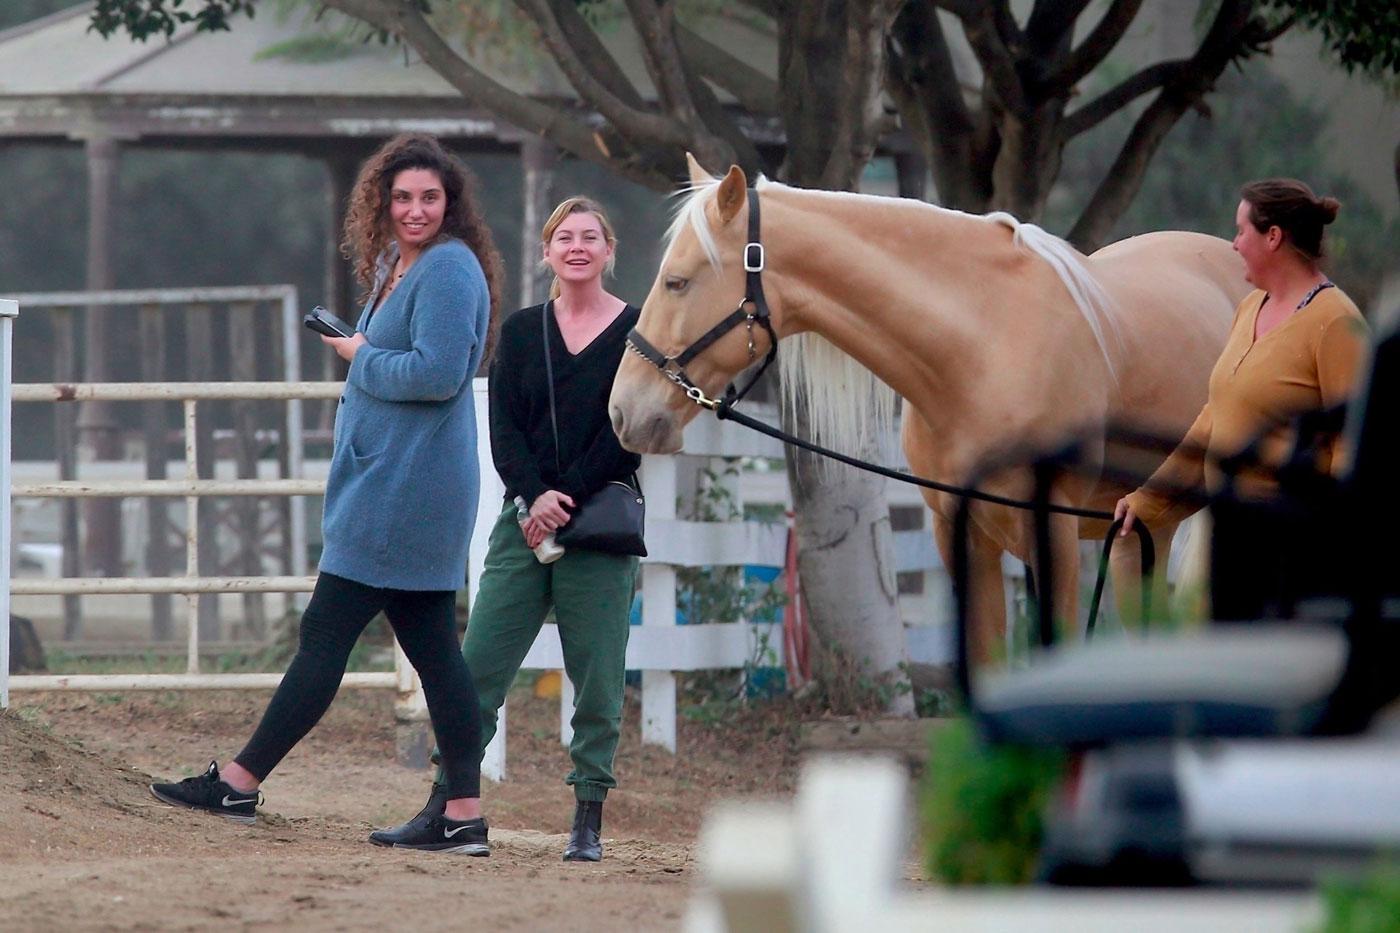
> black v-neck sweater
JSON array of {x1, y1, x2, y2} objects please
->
[{"x1": 488, "y1": 301, "x2": 642, "y2": 507}]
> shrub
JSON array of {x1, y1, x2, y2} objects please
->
[
  {"x1": 1316, "y1": 865, "x2": 1400, "y2": 933},
  {"x1": 921, "y1": 718, "x2": 1065, "y2": 885}
]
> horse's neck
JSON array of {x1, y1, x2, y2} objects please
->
[{"x1": 763, "y1": 188, "x2": 1015, "y2": 414}]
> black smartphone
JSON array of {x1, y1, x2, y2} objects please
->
[{"x1": 303, "y1": 305, "x2": 355, "y2": 339}]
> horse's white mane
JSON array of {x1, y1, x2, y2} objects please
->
[
  {"x1": 983, "y1": 210, "x2": 1124, "y2": 385},
  {"x1": 663, "y1": 177, "x2": 1120, "y2": 461}
]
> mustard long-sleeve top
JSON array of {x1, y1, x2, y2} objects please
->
[{"x1": 1126, "y1": 286, "x2": 1368, "y2": 527}]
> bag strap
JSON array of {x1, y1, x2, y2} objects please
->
[
  {"x1": 542, "y1": 302, "x2": 562, "y2": 475},
  {"x1": 543, "y1": 302, "x2": 642, "y2": 497}
]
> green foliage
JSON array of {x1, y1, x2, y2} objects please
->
[
  {"x1": 795, "y1": 640, "x2": 911, "y2": 715},
  {"x1": 675, "y1": 461, "x2": 789, "y2": 717},
  {"x1": 1315, "y1": 865, "x2": 1400, "y2": 933},
  {"x1": 254, "y1": 33, "x2": 364, "y2": 63},
  {"x1": 90, "y1": 0, "x2": 260, "y2": 41},
  {"x1": 921, "y1": 718, "x2": 1066, "y2": 885},
  {"x1": 1268, "y1": 0, "x2": 1400, "y2": 77},
  {"x1": 1051, "y1": 65, "x2": 1399, "y2": 313},
  {"x1": 676, "y1": 460, "x2": 787, "y2": 633}
]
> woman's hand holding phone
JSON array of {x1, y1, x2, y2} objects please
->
[{"x1": 322, "y1": 331, "x2": 367, "y2": 362}]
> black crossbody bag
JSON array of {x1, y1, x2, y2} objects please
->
[{"x1": 542, "y1": 304, "x2": 647, "y2": 557}]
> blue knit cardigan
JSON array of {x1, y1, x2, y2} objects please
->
[{"x1": 318, "y1": 238, "x2": 489, "y2": 591}]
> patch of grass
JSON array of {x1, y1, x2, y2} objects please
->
[
  {"x1": 45, "y1": 649, "x2": 186, "y2": 675},
  {"x1": 920, "y1": 718, "x2": 1065, "y2": 885},
  {"x1": 14, "y1": 705, "x2": 43, "y2": 724},
  {"x1": 1316, "y1": 865, "x2": 1400, "y2": 933}
]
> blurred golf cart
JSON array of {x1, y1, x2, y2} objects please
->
[{"x1": 952, "y1": 309, "x2": 1400, "y2": 887}]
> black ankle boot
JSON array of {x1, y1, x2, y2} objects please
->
[
  {"x1": 563, "y1": 800, "x2": 603, "y2": 862},
  {"x1": 369, "y1": 782, "x2": 447, "y2": 847}
]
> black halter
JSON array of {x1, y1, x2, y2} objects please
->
[{"x1": 625, "y1": 187, "x2": 779, "y2": 412}]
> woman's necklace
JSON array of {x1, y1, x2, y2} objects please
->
[
  {"x1": 1295, "y1": 279, "x2": 1333, "y2": 311},
  {"x1": 381, "y1": 260, "x2": 408, "y2": 299}
]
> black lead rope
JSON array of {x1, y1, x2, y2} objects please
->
[
  {"x1": 715, "y1": 400, "x2": 1155, "y2": 638},
  {"x1": 714, "y1": 401, "x2": 1115, "y2": 520}
]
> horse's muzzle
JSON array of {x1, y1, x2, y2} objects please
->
[{"x1": 610, "y1": 402, "x2": 683, "y2": 454}]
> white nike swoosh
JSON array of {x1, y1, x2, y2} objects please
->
[
  {"x1": 221, "y1": 795, "x2": 254, "y2": 807},
  {"x1": 443, "y1": 824, "x2": 476, "y2": 838}
]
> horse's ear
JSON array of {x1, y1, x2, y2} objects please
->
[
  {"x1": 715, "y1": 164, "x2": 748, "y2": 225},
  {"x1": 685, "y1": 152, "x2": 713, "y2": 186}
]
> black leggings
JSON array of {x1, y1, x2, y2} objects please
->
[{"x1": 235, "y1": 572, "x2": 482, "y2": 799}]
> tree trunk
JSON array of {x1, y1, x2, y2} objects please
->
[{"x1": 777, "y1": 0, "x2": 912, "y2": 714}]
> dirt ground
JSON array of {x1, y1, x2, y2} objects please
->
[{"x1": 0, "y1": 683, "x2": 818, "y2": 932}]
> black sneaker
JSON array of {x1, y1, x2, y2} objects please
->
[
  {"x1": 368, "y1": 783, "x2": 447, "y2": 847},
  {"x1": 374, "y1": 814, "x2": 490, "y2": 855},
  {"x1": 150, "y1": 761, "x2": 261, "y2": 824}
]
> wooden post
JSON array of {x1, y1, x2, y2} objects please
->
[
  {"x1": 2, "y1": 298, "x2": 16, "y2": 707},
  {"x1": 184, "y1": 302, "x2": 220, "y2": 642},
  {"x1": 138, "y1": 302, "x2": 173, "y2": 639},
  {"x1": 229, "y1": 301, "x2": 266, "y2": 639},
  {"x1": 640, "y1": 453, "x2": 679, "y2": 751},
  {"x1": 78, "y1": 136, "x2": 124, "y2": 583},
  {"x1": 319, "y1": 153, "x2": 358, "y2": 434},
  {"x1": 52, "y1": 305, "x2": 82, "y2": 639},
  {"x1": 894, "y1": 150, "x2": 928, "y2": 201},
  {"x1": 519, "y1": 137, "x2": 558, "y2": 307}
]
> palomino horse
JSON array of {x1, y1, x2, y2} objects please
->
[{"x1": 611, "y1": 157, "x2": 1249, "y2": 663}]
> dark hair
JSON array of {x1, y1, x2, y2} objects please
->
[
  {"x1": 342, "y1": 133, "x2": 505, "y2": 361},
  {"x1": 1240, "y1": 178, "x2": 1341, "y2": 262}
]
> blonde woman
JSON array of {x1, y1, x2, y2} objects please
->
[{"x1": 373, "y1": 197, "x2": 641, "y2": 861}]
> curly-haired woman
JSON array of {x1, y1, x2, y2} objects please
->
[{"x1": 148, "y1": 133, "x2": 505, "y2": 855}]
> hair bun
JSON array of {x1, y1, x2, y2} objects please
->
[{"x1": 1316, "y1": 196, "x2": 1341, "y2": 224}]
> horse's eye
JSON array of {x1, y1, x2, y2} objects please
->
[{"x1": 664, "y1": 276, "x2": 689, "y2": 293}]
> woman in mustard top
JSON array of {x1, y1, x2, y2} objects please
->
[{"x1": 1116, "y1": 178, "x2": 1368, "y2": 536}]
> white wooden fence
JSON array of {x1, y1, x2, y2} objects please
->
[
  {"x1": 0, "y1": 294, "x2": 805, "y2": 777},
  {"x1": 2, "y1": 291, "x2": 957, "y2": 777}
]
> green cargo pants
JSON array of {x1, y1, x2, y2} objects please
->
[{"x1": 438, "y1": 499, "x2": 637, "y2": 802}]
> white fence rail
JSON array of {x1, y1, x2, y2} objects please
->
[{"x1": 2, "y1": 292, "x2": 956, "y2": 776}]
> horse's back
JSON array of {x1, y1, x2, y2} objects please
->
[
  {"x1": 1088, "y1": 231, "x2": 1248, "y2": 433},
  {"x1": 1090, "y1": 230, "x2": 1245, "y2": 305}
]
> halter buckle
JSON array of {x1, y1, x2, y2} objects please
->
[
  {"x1": 744, "y1": 242, "x2": 765, "y2": 273},
  {"x1": 686, "y1": 384, "x2": 720, "y2": 410}
]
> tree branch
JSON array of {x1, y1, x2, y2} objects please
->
[
  {"x1": 886, "y1": 0, "x2": 989, "y2": 208},
  {"x1": 951, "y1": 2, "x2": 1027, "y2": 114},
  {"x1": 515, "y1": 0, "x2": 689, "y2": 147},
  {"x1": 675, "y1": 23, "x2": 779, "y2": 115},
  {"x1": 1025, "y1": 0, "x2": 1093, "y2": 51},
  {"x1": 623, "y1": 0, "x2": 703, "y2": 131},
  {"x1": 675, "y1": 37, "x2": 762, "y2": 173},
  {"x1": 538, "y1": 0, "x2": 645, "y2": 108},
  {"x1": 1061, "y1": 59, "x2": 1187, "y2": 138},
  {"x1": 1067, "y1": 0, "x2": 1257, "y2": 249},
  {"x1": 734, "y1": 0, "x2": 777, "y2": 18},
  {"x1": 320, "y1": 0, "x2": 672, "y2": 189},
  {"x1": 929, "y1": 0, "x2": 979, "y2": 18},
  {"x1": 1045, "y1": 0, "x2": 1145, "y2": 93},
  {"x1": 821, "y1": 0, "x2": 902, "y2": 189}
]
